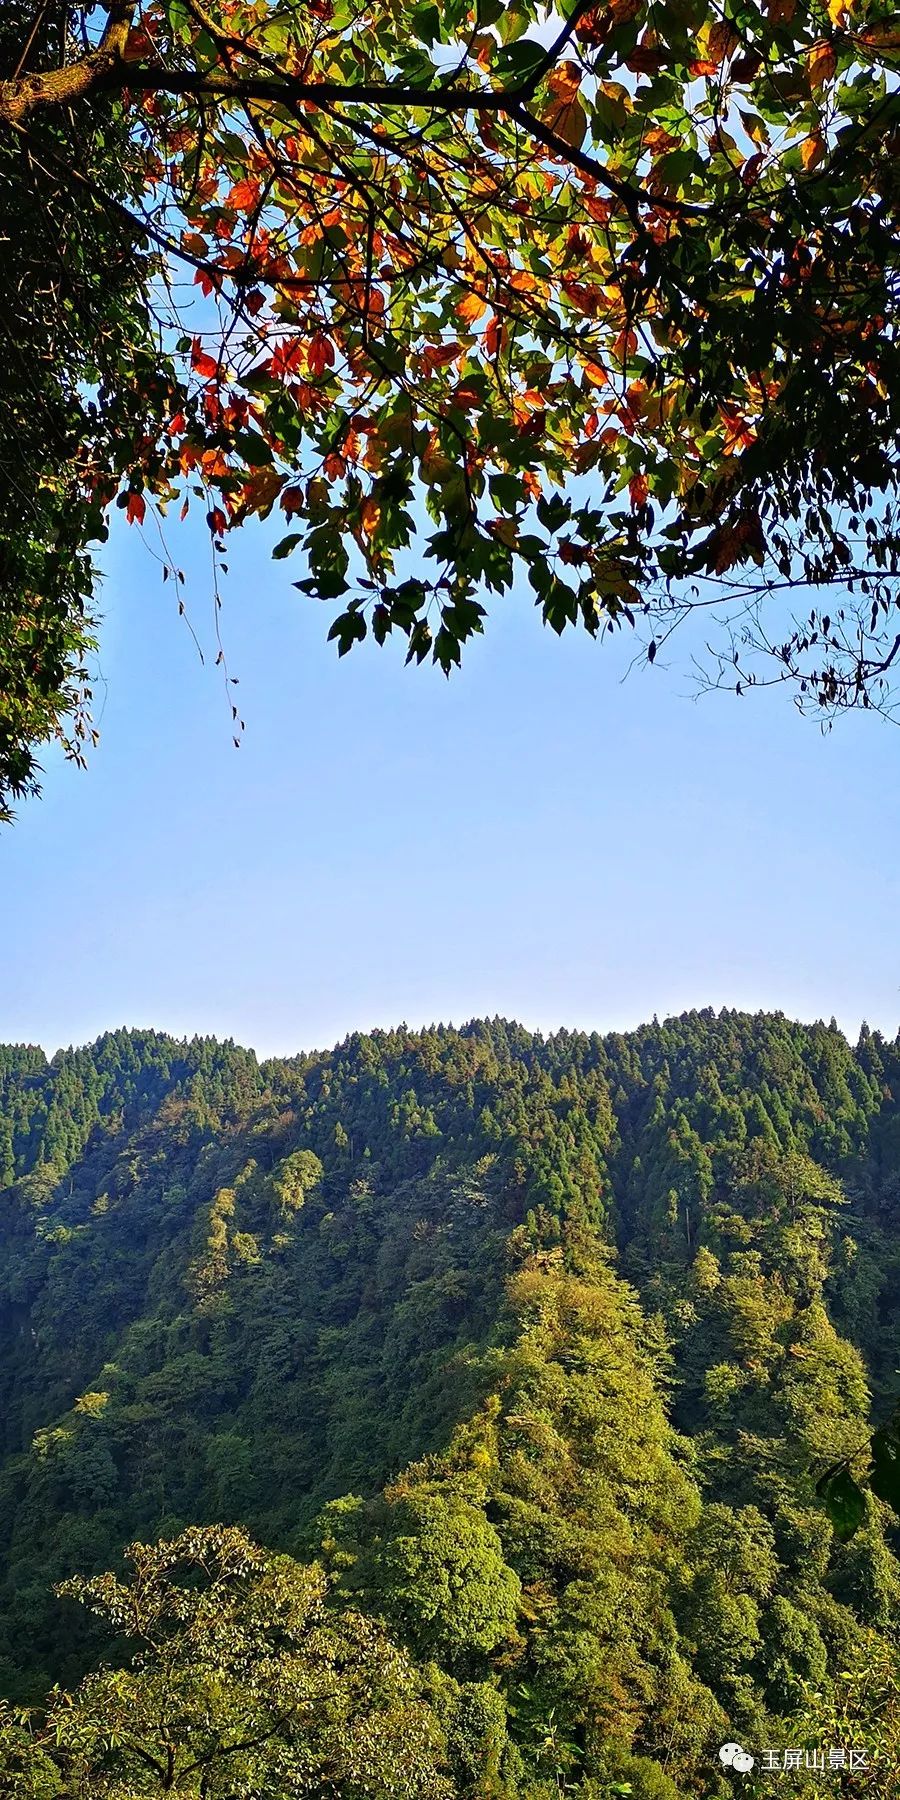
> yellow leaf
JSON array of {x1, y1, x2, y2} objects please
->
[
  {"x1": 739, "y1": 110, "x2": 769, "y2": 145},
  {"x1": 801, "y1": 130, "x2": 826, "y2": 168}
]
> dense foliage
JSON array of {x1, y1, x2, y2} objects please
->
[
  {"x1": 0, "y1": 1011, "x2": 899, "y2": 1794},
  {"x1": 0, "y1": 2, "x2": 173, "y2": 815},
  {"x1": 6, "y1": 0, "x2": 900, "y2": 810}
]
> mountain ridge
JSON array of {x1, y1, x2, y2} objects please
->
[{"x1": 0, "y1": 1009, "x2": 898, "y2": 1795}]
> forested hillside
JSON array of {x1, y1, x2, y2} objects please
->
[{"x1": 1, "y1": 1012, "x2": 899, "y2": 1797}]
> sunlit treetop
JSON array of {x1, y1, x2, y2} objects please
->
[{"x1": 4, "y1": 0, "x2": 900, "y2": 774}]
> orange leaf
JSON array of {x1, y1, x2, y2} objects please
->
[
  {"x1": 546, "y1": 59, "x2": 582, "y2": 101},
  {"x1": 456, "y1": 291, "x2": 487, "y2": 324},
  {"x1": 485, "y1": 315, "x2": 503, "y2": 357},
  {"x1": 801, "y1": 131, "x2": 826, "y2": 169},
  {"x1": 226, "y1": 177, "x2": 261, "y2": 212},
  {"x1": 629, "y1": 473, "x2": 649, "y2": 508},
  {"x1": 191, "y1": 337, "x2": 219, "y2": 380},
  {"x1": 360, "y1": 496, "x2": 381, "y2": 537},
  {"x1": 808, "y1": 40, "x2": 837, "y2": 89},
  {"x1": 544, "y1": 94, "x2": 588, "y2": 149}
]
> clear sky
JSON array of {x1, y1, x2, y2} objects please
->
[{"x1": 2, "y1": 510, "x2": 898, "y2": 1059}]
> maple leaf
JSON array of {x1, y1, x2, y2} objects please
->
[
  {"x1": 456, "y1": 292, "x2": 487, "y2": 324},
  {"x1": 308, "y1": 335, "x2": 336, "y2": 377},
  {"x1": 226, "y1": 178, "x2": 261, "y2": 211}
]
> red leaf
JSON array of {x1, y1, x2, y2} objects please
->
[
  {"x1": 125, "y1": 491, "x2": 146, "y2": 526},
  {"x1": 308, "y1": 334, "x2": 336, "y2": 377},
  {"x1": 191, "y1": 337, "x2": 219, "y2": 380},
  {"x1": 422, "y1": 342, "x2": 461, "y2": 373},
  {"x1": 226, "y1": 177, "x2": 261, "y2": 212}
]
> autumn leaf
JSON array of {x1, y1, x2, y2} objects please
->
[
  {"x1": 239, "y1": 467, "x2": 284, "y2": 518},
  {"x1": 124, "y1": 28, "x2": 153, "y2": 59},
  {"x1": 307, "y1": 334, "x2": 336, "y2": 377},
  {"x1": 708, "y1": 22, "x2": 739, "y2": 64},
  {"x1": 226, "y1": 178, "x2": 261, "y2": 211},
  {"x1": 801, "y1": 131, "x2": 826, "y2": 169},
  {"x1": 281, "y1": 487, "x2": 305, "y2": 518},
  {"x1": 421, "y1": 342, "x2": 461, "y2": 373},
  {"x1": 629, "y1": 473, "x2": 649, "y2": 508},
  {"x1": 360, "y1": 496, "x2": 381, "y2": 537},
  {"x1": 859, "y1": 21, "x2": 900, "y2": 46},
  {"x1": 191, "y1": 338, "x2": 220, "y2": 381},
  {"x1": 125, "y1": 491, "x2": 146, "y2": 526},
  {"x1": 456, "y1": 291, "x2": 487, "y2": 324},
  {"x1": 808, "y1": 40, "x2": 837, "y2": 90},
  {"x1": 484, "y1": 316, "x2": 504, "y2": 357},
  {"x1": 544, "y1": 94, "x2": 588, "y2": 149}
]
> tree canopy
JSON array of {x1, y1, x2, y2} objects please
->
[{"x1": 4, "y1": 0, "x2": 900, "y2": 807}]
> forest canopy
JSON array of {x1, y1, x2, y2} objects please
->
[
  {"x1": 1, "y1": 1013, "x2": 900, "y2": 1794},
  {"x1": 4, "y1": 0, "x2": 900, "y2": 810}
]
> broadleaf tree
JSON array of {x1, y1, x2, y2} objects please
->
[{"x1": 4, "y1": 0, "x2": 900, "y2": 807}]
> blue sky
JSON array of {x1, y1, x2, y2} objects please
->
[{"x1": 1, "y1": 512, "x2": 898, "y2": 1058}]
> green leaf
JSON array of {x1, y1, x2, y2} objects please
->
[
  {"x1": 820, "y1": 1469, "x2": 867, "y2": 1541},
  {"x1": 273, "y1": 534, "x2": 302, "y2": 560},
  {"x1": 869, "y1": 1422, "x2": 900, "y2": 1518}
]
